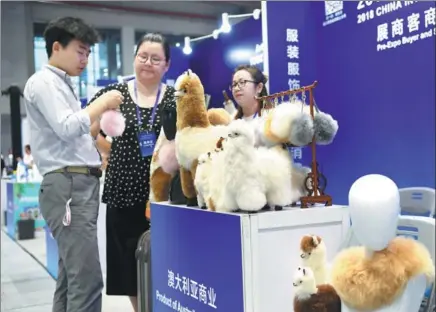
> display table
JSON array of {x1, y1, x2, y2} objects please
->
[
  {"x1": 150, "y1": 203, "x2": 349, "y2": 312},
  {"x1": 3, "y1": 180, "x2": 45, "y2": 238}
]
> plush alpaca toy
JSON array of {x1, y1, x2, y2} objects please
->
[
  {"x1": 293, "y1": 266, "x2": 341, "y2": 312},
  {"x1": 146, "y1": 94, "x2": 231, "y2": 218},
  {"x1": 207, "y1": 108, "x2": 233, "y2": 126},
  {"x1": 174, "y1": 70, "x2": 232, "y2": 206},
  {"x1": 147, "y1": 69, "x2": 339, "y2": 215},
  {"x1": 330, "y1": 174, "x2": 435, "y2": 311},
  {"x1": 216, "y1": 119, "x2": 269, "y2": 212},
  {"x1": 209, "y1": 119, "x2": 298, "y2": 212},
  {"x1": 256, "y1": 143, "x2": 300, "y2": 210},
  {"x1": 300, "y1": 234, "x2": 329, "y2": 285},
  {"x1": 194, "y1": 152, "x2": 214, "y2": 209},
  {"x1": 100, "y1": 110, "x2": 126, "y2": 137}
]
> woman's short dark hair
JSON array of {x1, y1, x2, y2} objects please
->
[
  {"x1": 43, "y1": 17, "x2": 100, "y2": 58},
  {"x1": 135, "y1": 33, "x2": 171, "y2": 62},
  {"x1": 25, "y1": 145, "x2": 31, "y2": 153},
  {"x1": 233, "y1": 65, "x2": 269, "y2": 119}
]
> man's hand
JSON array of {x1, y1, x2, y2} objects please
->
[{"x1": 100, "y1": 90, "x2": 124, "y2": 110}]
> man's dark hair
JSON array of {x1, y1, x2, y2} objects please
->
[{"x1": 43, "y1": 17, "x2": 100, "y2": 58}]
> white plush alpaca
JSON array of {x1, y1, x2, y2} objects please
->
[
  {"x1": 194, "y1": 152, "x2": 214, "y2": 209},
  {"x1": 293, "y1": 266, "x2": 341, "y2": 312},
  {"x1": 300, "y1": 234, "x2": 329, "y2": 285},
  {"x1": 215, "y1": 119, "x2": 268, "y2": 212},
  {"x1": 209, "y1": 120, "x2": 301, "y2": 212},
  {"x1": 293, "y1": 266, "x2": 318, "y2": 301},
  {"x1": 256, "y1": 144, "x2": 300, "y2": 210}
]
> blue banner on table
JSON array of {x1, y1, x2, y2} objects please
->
[
  {"x1": 266, "y1": 1, "x2": 435, "y2": 204},
  {"x1": 151, "y1": 204, "x2": 245, "y2": 312},
  {"x1": 6, "y1": 182, "x2": 45, "y2": 237},
  {"x1": 45, "y1": 225, "x2": 59, "y2": 278}
]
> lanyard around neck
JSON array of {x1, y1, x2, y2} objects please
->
[{"x1": 133, "y1": 79, "x2": 162, "y2": 129}]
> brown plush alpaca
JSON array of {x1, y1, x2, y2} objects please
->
[
  {"x1": 330, "y1": 236, "x2": 435, "y2": 310},
  {"x1": 158, "y1": 69, "x2": 232, "y2": 208}
]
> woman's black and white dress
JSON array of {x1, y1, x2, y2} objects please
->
[{"x1": 88, "y1": 82, "x2": 176, "y2": 296}]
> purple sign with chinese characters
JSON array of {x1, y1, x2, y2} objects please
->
[
  {"x1": 151, "y1": 203, "x2": 245, "y2": 311},
  {"x1": 266, "y1": 1, "x2": 435, "y2": 204}
]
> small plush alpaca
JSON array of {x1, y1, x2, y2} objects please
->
[
  {"x1": 300, "y1": 235, "x2": 329, "y2": 285},
  {"x1": 293, "y1": 266, "x2": 341, "y2": 312},
  {"x1": 194, "y1": 152, "x2": 214, "y2": 209}
]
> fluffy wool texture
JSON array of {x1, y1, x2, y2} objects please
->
[
  {"x1": 218, "y1": 120, "x2": 268, "y2": 211},
  {"x1": 291, "y1": 165, "x2": 311, "y2": 198},
  {"x1": 207, "y1": 108, "x2": 232, "y2": 126},
  {"x1": 173, "y1": 70, "x2": 234, "y2": 204},
  {"x1": 194, "y1": 152, "x2": 214, "y2": 208},
  {"x1": 100, "y1": 110, "x2": 126, "y2": 137},
  {"x1": 256, "y1": 144, "x2": 300, "y2": 208},
  {"x1": 260, "y1": 100, "x2": 339, "y2": 147},
  {"x1": 300, "y1": 235, "x2": 330, "y2": 285},
  {"x1": 330, "y1": 236, "x2": 435, "y2": 311},
  {"x1": 157, "y1": 140, "x2": 179, "y2": 175},
  {"x1": 208, "y1": 119, "x2": 299, "y2": 212},
  {"x1": 293, "y1": 266, "x2": 341, "y2": 312},
  {"x1": 174, "y1": 70, "x2": 231, "y2": 171}
]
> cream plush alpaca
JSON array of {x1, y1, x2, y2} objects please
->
[
  {"x1": 218, "y1": 120, "x2": 268, "y2": 212},
  {"x1": 300, "y1": 235, "x2": 330, "y2": 285},
  {"x1": 194, "y1": 152, "x2": 214, "y2": 209},
  {"x1": 210, "y1": 119, "x2": 299, "y2": 212},
  {"x1": 293, "y1": 266, "x2": 341, "y2": 312},
  {"x1": 256, "y1": 144, "x2": 300, "y2": 210}
]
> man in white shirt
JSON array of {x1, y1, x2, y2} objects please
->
[{"x1": 23, "y1": 17, "x2": 123, "y2": 312}]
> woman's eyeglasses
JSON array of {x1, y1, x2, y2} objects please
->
[
  {"x1": 229, "y1": 79, "x2": 256, "y2": 91},
  {"x1": 136, "y1": 54, "x2": 163, "y2": 65}
]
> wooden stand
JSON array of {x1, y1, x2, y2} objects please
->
[{"x1": 257, "y1": 81, "x2": 333, "y2": 209}]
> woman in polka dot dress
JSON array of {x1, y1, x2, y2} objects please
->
[{"x1": 88, "y1": 33, "x2": 175, "y2": 312}]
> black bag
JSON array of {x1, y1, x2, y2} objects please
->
[
  {"x1": 136, "y1": 230, "x2": 152, "y2": 312},
  {"x1": 169, "y1": 171, "x2": 187, "y2": 205},
  {"x1": 162, "y1": 104, "x2": 177, "y2": 141}
]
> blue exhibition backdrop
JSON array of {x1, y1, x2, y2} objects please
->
[
  {"x1": 151, "y1": 204, "x2": 245, "y2": 312},
  {"x1": 267, "y1": 1, "x2": 435, "y2": 204},
  {"x1": 190, "y1": 17, "x2": 263, "y2": 108}
]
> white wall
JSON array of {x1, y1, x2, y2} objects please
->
[{"x1": 0, "y1": 1, "x2": 217, "y2": 154}]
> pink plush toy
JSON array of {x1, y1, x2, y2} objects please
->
[
  {"x1": 100, "y1": 110, "x2": 126, "y2": 137},
  {"x1": 158, "y1": 140, "x2": 179, "y2": 174}
]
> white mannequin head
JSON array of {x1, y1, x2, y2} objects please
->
[{"x1": 348, "y1": 174, "x2": 400, "y2": 251}]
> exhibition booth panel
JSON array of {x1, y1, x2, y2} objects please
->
[
  {"x1": 2, "y1": 180, "x2": 45, "y2": 239},
  {"x1": 150, "y1": 203, "x2": 349, "y2": 312}
]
